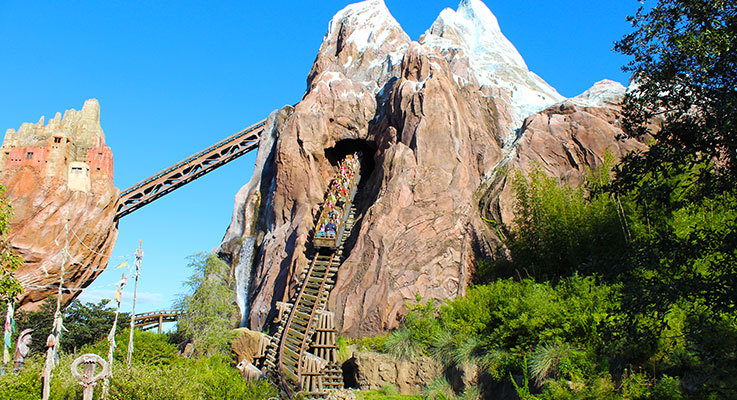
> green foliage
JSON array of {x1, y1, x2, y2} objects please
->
[
  {"x1": 336, "y1": 335, "x2": 353, "y2": 363},
  {"x1": 85, "y1": 328, "x2": 180, "y2": 367},
  {"x1": 611, "y1": 4, "x2": 737, "y2": 395},
  {"x1": 510, "y1": 356, "x2": 532, "y2": 400},
  {"x1": 422, "y1": 377, "x2": 456, "y2": 400},
  {"x1": 529, "y1": 342, "x2": 580, "y2": 385},
  {"x1": 15, "y1": 298, "x2": 128, "y2": 355},
  {"x1": 401, "y1": 297, "x2": 441, "y2": 350},
  {"x1": 0, "y1": 331, "x2": 278, "y2": 400},
  {"x1": 384, "y1": 329, "x2": 425, "y2": 361},
  {"x1": 347, "y1": 334, "x2": 389, "y2": 353},
  {"x1": 0, "y1": 185, "x2": 22, "y2": 302},
  {"x1": 482, "y1": 164, "x2": 627, "y2": 283},
  {"x1": 63, "y1": 299, "x2": 128, "y2": 352},
  {"x1": 106, "y1": 353, "x2": 277, "y2": 400},
  {"x1": 176, "y1": 253, "x2": 238, "y2": 356},
  {"x1": 0, "y1": 352, "x2": 88, "y2": 400},
  {"x1": 385, "y1": 276, "x2": 616, "y2": 385},
  {"x1": 356, "y1": 387, "x2": 422, "y2": 400},
  {"x1": 614, "y1": 0, "x2": 737, "y2": 178},
  {"x1": 440, "y1": 276, "x2": 615, "y2": 355}
]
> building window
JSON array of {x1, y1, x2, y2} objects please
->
[
  {"x1": 53, "y1": 137, "x2": 62, "y2": 143},
  {"x1": 26, "y1": 152, "x2": 33, "y2": 160},
  {"x1": 71, "y1": 167, "x2": 82, "y2": 172}
]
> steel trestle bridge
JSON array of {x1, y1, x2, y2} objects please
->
[{"x1": 115, "y1": 119, "x2": 266, "y2": 219}]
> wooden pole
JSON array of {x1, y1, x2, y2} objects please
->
[
  {"x1": 102, "y1": 274, "x2": 127, "y2": 399},
  {"x1": 126, "y1": 241, "x2": 143, "y2": 368},
  {"x1": 42, "y1": 217, "x2": 69, "y2": 400}
]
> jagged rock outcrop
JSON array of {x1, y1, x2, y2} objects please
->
[
  {"x1": 345, "y1": 352, "x2": 442, "y2": 394},
  {"x1": 1, "y1": 99, "x2": 118, "y2": 310},
  {"x1": 218, "y1": 0, "x2": 644, "y2": 336},
  {"x1": 481, "y1": 79, "x2": 647, "y2": 226}
]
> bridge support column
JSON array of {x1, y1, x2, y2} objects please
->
[{"x1": 158, "y1": 315, "x2": 163, "y2": 334}]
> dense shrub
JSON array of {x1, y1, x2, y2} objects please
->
[
  {"x1": 480, "y1": 166, "x2": 627, "y2": 283},
  {"x1": 0, "y1": 330, "x2": 277, "y2": 400}
]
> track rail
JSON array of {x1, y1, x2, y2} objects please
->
[
  {"x1": 270, "y1": 202, "x2": 357, "y2": 398},
  {"x1": 297, "y1": 252, "x2": 335, "y2": 388},
  {"x1": 264, "y1": 155, "x2": 361, "y2": 398},
  {"x1": 115, "y1": 119, "x2": 266, "y2": 219}
]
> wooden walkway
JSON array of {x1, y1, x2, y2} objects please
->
[{"x1": 133, "y1": 309, "x2": 184, "y2": 333}]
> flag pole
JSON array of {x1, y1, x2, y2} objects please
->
[{"x1": 126, "y1": 240, "x2": 143, "y2": 368}]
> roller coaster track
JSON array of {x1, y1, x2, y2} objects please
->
[
  {"x1": 115, "y1": 119, "x2": 266, "y2": 219},
  {"x1": 133, "y1": 309, "x2": 184, "y2": 333},
  {"x1": 264, "y1": 192, "x2": 359, "y2": 398}
]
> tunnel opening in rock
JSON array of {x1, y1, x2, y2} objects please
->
[
  {"x1": 323, "y1": 139, "x2": 378, "y2": 259},
  {"x1": 324, "y1": 139, "x2": 377, "y2": 181},
  {"x1": 342, "y1": 357, "x2": 359, "y2": 389}
]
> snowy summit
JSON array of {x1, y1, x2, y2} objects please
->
[{"x1": 423, "y1": 0, "x2": 565, "y2": 125}]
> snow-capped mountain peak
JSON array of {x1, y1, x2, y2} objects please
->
[
  {"x1": 327, "y1": 0, "x2": 406, "y2": 53},
  {"x1": 423, "y1": 0, "x2": 565, "y2": 127},
  {"x1": 309, "y1": 0, "x2": 411, "y2": 93}
]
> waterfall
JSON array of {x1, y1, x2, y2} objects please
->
[{"x1": 235, "y1": 236, "x2": 256, "y2": 328}]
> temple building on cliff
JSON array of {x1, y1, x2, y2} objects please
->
[{"x1": 0, "y1": 99, "x2": 113, "y2": 194}]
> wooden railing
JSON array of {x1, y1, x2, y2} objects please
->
[{"x1": 133, "y1": 309, "x2": 184, "y2": 333}]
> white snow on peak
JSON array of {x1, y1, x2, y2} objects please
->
[
  {"x1": 423, "y1": 0, "x2": 565, "y2": 126},
  {"x1": 570, "y1": 79, "x2": 626, "y2": 108},
  {"x1": 327, "y1": 0, "x2": 408, "y2": 52},
  {"x1": 452, "y1": 0, "x2": 528, "y2": 69}
]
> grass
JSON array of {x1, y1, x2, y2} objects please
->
[
  {"x1": 0, "y1": 330, "x2": 278, "y2": 400},
  {"x1": 357, "y1": 384, "x2": 422, "y2": 400}
]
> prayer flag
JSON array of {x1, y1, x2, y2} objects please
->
[{"x1": 3, "y1": 303, "x2": 14, "y2": 365}]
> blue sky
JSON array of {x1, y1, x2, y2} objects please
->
[{"x1": 0, "y1": 1, "x2": 641, "y2": 317}]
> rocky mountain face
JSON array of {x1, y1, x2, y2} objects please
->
[
  {"x1": 218, "y1": 0, "x2": 644, "y2": 336},
  {"x1": 1, "y1": 99, "x2": 118, "y2": 310}
]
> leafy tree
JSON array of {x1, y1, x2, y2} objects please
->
[
  {"x1": 615, "y1": 0, "x2": 737, "y2": 179},
  {"x1": 175, "y1": 253, "x2": 238, "y2": 356},
  {"x1": 63, "y1": 299, "x2": 128, "y2": 352},
  {"x1": 15, "y1": 299, "x2": 129, "y2": 354},
  {"x1": 0, "y1": 185, "x2": 22, "y2": 302},
  {"x1": 611, "y1": 0, "x2": 737, "y2": 396}
]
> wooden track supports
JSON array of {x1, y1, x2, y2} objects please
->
[
  {"x1": 310, "y1": 310, "x2": 343, "y2": 391},
  {"x1": 300, "y1": 353, "x2": 328, "y2": 394},
  {"x1": 266, "y1": 156, "x2": 362, "y2": 399}
]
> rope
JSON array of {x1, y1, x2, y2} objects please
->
[{"x1": 71, "y1": 230, "x2": 113, "y2": 259}]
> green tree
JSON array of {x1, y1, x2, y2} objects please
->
[
  {"x1": 15, "y1": 299, "x2": 129, "y2": 354},
  {"x1": 612, "y1": 0, "x2": 737, "y2": 396},
  {"x1": 175, "y1": 253, "x2": 237, "y2": 356},
  {"x1": 615, "y1": 0, "x2": 737, "y2": 179},
  {"x1": 0, "y1": 186, "x2": 22, "y2": 302}
]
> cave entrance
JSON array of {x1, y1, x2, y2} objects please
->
[
  {"x1": 342, "y1": 357, "x2": 359, "y2": 389},
  {"x1": 322, "y1": 138, "x2": 377, "y2": 260},
  {"x1": 324, "y1": 139, "x2": 376, "y2": 185}
]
